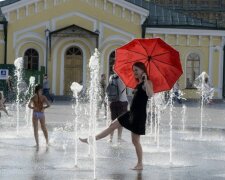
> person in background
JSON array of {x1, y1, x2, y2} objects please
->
[
  {"x1": 173, "y1": 81, "x2": 182, "y2": 104},
  {"x1": 107, "y1": 74, "x2": 128, "y2": 143},
  {"x1": 6, "y1": 75, "x2": 14, "y2": 102},
  {"x1": 43, "y1": 74, "x2": 54, "y2": 103},
  {"x1": 0, "y1": 92, "x2": 10, "y2": 117},
  {"x1": 97, "y1": 74, "x2": 107, "y2": 118}
]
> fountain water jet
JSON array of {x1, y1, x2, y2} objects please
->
[
  {"x1": 169, "y1": 90, "x2": 174, "y2": 164},
  {"x1": 70, "y1": 82, "x2": 83, "y2": 167},
  {"x1": 181, "y1": 104, "x2": 187, "y2": 131},
  {"x1": 194, "y1": 72, "x2": 214, "y2": 138},
  {"x1": 88, "y1": 48, "x2": 100, "y2": 179},
  {"x1": 14, "y1": 57, "x2": 24, "y2": 135}
]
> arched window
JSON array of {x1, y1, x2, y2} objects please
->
[
  {"x1": 66, "y1": 46, "x2": 82, "y2": 56},
  {"x1": 109, "y1": 51, "x2": 115, "y2": 77},
  {"x1": 24, "y1": 48, "x2": 39, "y2": 70},
  {"x1": 186, "y1": 53, "x2": 200, "y2": 88}
]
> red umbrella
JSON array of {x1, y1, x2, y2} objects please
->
[{"x1": 114, "y1": 38, "x2": 183, "y2": 93}]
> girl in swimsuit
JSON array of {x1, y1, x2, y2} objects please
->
[{"x1": 28, "y1": 84, "x2": 50, "y2": 150}]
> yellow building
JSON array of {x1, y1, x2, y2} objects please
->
[{"x1": 0, "y1": 0, "x2": 225, "y2": 99}]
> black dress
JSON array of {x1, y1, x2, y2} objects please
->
[{"x1": 118, "y1": 82, "x2": 148, "y2": 135}]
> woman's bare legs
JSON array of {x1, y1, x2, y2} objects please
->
[
  {"x1": 131, "y1": 133, "x2": 143, "y2": 170},
  {"x1": 39, "y1": 115, "x2": 49, "y2": 145},
  {"x1": 79, "y1": 119, "x2": 121, "y2": 143},
  {"x1": 32, "y1": 117, "x2": 39, "y2": 149}
]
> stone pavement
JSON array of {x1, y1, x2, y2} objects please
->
[{"x1": 0, "y1": 100, "x2": 225, "y2": 180}]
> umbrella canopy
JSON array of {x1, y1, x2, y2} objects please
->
[{"x1": 114, "y1": 38, "x2": 183, "y2": 93}]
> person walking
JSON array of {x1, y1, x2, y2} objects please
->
[
  {"x1": 28, "y1": 84, "x2": 50, "y2": 150},
  {"x1": 43, "y1": 74, "x2": 54, "y2": 102},
  {"x1": 0, "y1": 92, "x2": 10, "y2": 117},
  {"x1": 173, "y1": 81, "x2": 182, "y2": 104},
  {"x1": 6, "y1": 75, "x2": 14, "y2": 102},
  {"x1": 106, "y1": 74, "x2": 128, "y2": 143},
  {"x1": 80, "y1": 62, "x2": 153, "y2": 170},
  {"x1": 97, "y1": 74, "x2": 107, "y2": 118}
]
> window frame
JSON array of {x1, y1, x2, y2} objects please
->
[
  {"x1": 24, "y1": 48, "x2": 39, "y2": 71},
  {"x1": 186, "y1": 52, "x2": 201, "y2": 89}
]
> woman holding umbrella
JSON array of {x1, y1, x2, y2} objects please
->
[
  {"x1": 80, "y1": 38, "x2": 183, "y2": 170},
  {"x1": 80, "y1": 62, "x2": 153, "y2": 170}
]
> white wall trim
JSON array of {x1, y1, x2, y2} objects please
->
[
  {"x1": 16, "y1": 32, "x2": 45, "y2": 46},
  {"x1": 15, "y1": 40, "x2": 45, "y2": 71},
  {"x1": 52, "y1": 37, "x2": 93, "y2": 95},
  {"x1": 100, "y1": 35, "x2": 131, "y2": 50},
  {"x1": 100, "y1": 39, "x2": 129, "y2": 81},
  {"x1": 208, "y1": 46, "x2": 213, "y2": 84},
  {"x1": 1, "y1": 0, "x2": 39, "y2": 14},
  {"x1": 107, "y1": 0, "x2": 149, "y2": 18},
  {"x1": 218, "y1": 37, "x2": 225, "y2": 98},
  {"x1": 51, "y1": 11, "x2": 97, "y2": 31},
  {"x1": 13, "y1": 21, "x2": 50, "y2": 48},
  {"x1": 146, "y1": 28, "x2": 225, "y2": 36},
  {"x1": 100, "y1": 22, "x2": 135, "y2": 40}
]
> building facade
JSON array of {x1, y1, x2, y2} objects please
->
[{"x1": 0, "y1": 0, "x2": 225, "y2": 99}]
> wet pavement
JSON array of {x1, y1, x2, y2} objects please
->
[{"x1": 0, "y1": 100, "x2": 225, "y2": 180}]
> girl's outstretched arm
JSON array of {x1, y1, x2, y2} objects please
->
[{"x1": 28, "y1": 97, "x2": 34, "y2": 109}]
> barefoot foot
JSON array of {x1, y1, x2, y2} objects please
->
[
  {"x1": 131, "y1": 164, "x2": 143, "y2": 170},
  {"x1": 79, "y1": 137, "x2": 88, "y2": 144}
]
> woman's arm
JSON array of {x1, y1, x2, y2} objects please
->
[
  {"x1": 144, "y1": 80, "x2": 154, "y2": 97},
  {"x1": 142, "y1": 74, "x2": 154, "y2": 97}
]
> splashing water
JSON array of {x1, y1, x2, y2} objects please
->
[
  {"x1": 194, "y1": 72, "x2": 214, "y2": 137},
  {"x1": 153, "y1": 92, "x2": 165, "y2": 149},
  {"x1": 14, "y1": 57, "x2": 24, "y2": 135},
  {"x1": 88, "y1": 48, "x2": 100, "y2": 180},
  {"x1": 70, "y1": 82, "x2": 83, "y2": 167},
  {"x1": 169, "y1": 90, "x2": 174, "y2": 164},
  {"x1": 194, "y1": 72, "x2": 214, "y2": 104},
  {"x1": 181, "y1": 104, "x2": 187, "y2": 131}
]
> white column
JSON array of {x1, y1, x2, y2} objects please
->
[
  {"x1": 113, "y1": 4, "x2": 116, "y2": 15},
  {"x1": 44, "y1": 0, "x2": 47, "y2": 9},
  {"x1": 16, "y1": 9, "x2": 19, "y2": 20},
  {"x1": 208, "y1": 46, "x2": 213, "y2": 84},
  {"x1": 25, "y1": 5, "x2": 28, "y2": 16},
  {"x1": 131, "y1": 11, "x2": 134, "y2": 22},
  {"x1": 122, "y1": 8, "x2": 125, "y2": 18},
  {"x1": 218, "y1": 38, "x2": 224, "y2": 98},
  {"x1": 103, "y1": 0, "x2": 107, "y2": 10},
  {"x1": 35, "y1": 2, "x2": 38, "y2": 13}
]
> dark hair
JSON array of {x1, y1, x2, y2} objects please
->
[
  {"x1": 132, "y1": 62, "x2": 149, "y2": 80},
  {"x1": 34, "y1": 84, "x2": 43, "y2": 94},
  {"x1": 44, "y1": 74, "x2": 48, "y2": 76}
]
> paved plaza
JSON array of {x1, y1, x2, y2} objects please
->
[{"x1": 0, "y1": 100, "x2": 225, "y2": 180}]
